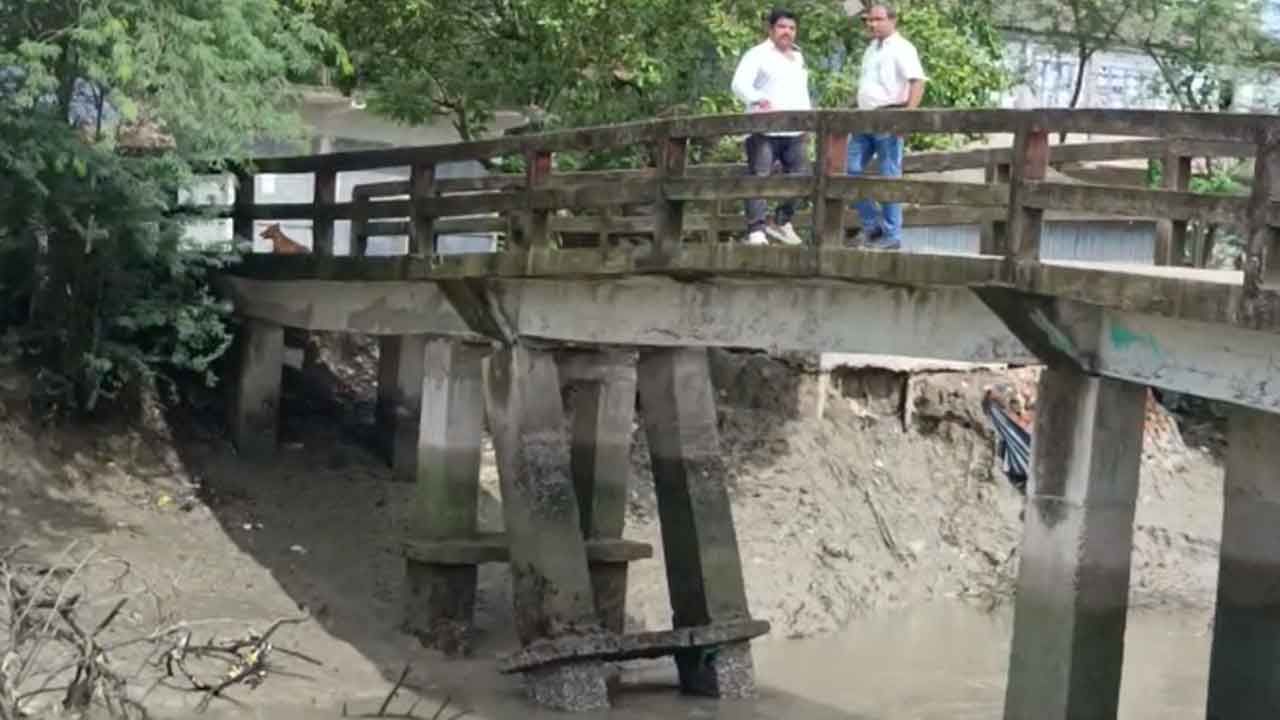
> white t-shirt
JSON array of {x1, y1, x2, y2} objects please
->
[
  {"x1": 731, "y1": 39, "x2": 812, "y2": 136},
  {"x1": 857, "y1": 32, "x2": 926, "y2": 109}
]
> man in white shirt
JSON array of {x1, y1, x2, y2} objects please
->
[
  {"x1": 848, "y1": 3, "x2": 925, "y2": 250},
  {"x1": 731, "y1": 8, "x2": 812, "y2": 246}
]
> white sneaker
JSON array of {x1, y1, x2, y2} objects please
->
[
  {"x1": 766, "y1": 222, "x2": 803, "y2": 246},
  {"x1": 744, "y1": 230, "x2": 768, "y2": 245}
]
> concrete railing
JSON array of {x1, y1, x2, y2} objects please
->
[{"x1": 221, "y1": 108, "x2": 1280, "y2": 292}]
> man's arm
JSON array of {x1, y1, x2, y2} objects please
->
[
  {"x1": 906, "y1": 79, "x2": 925, "y2": 109},
  {"x1": 900, "y1": 44, "x2": 927, "y2": 109},
  {"x1": 731, "y1": 47, "x2": 768, "y2": 109}
]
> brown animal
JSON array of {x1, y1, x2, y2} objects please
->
[{"x1": 260, "y1": 223, "x2": 311, "y2": 254}]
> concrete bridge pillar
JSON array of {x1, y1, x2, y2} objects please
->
[
  {"x1": 1003, "y1": 366, "x2": 1146, "y2": 720},
  {"x1": 1207, "y1": 406, "x2": 1280, "y2": 719},
  {"x1": 637, "y1": 347, "x2": 757, "y2": 699},
  {"x1": 485, "y1": 345, "x2": 611, "y2": 710},
  {"x1": 377, "y1": 334, "x2": 428, "y2": 482},
  {"x1": 228, "y1": 318, "x2": 284, "y2": 460},
  {"x1": 403, "y1": 339, "x2": 486, "y2": 655},
  {"x1": 560, "y1": 349, "x2": 639, "y2": 634}
]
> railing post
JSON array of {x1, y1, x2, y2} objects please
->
[
  {"x1": 233, "y1": 168, "x2": 255, "y2": 250},
  {"x1": 351, "y1": 190, "x2": 370, "y2": 257},
  {"x1": 1154, "y1": 151, "x2": 1191, "y2": 266},
  {"x1": 313, "y1": 168, "x2": 337, "y2": 255},
  {"x1": 1007, "y1": 127, "x2": 1050, "y2": 261},
  {"x1": 980, "y1": 158, "x2": 1012, "y2": 255},
  {"x1": 525, "y1": 150, "x2": 553, "y2": 248},
  {"x1": 815, "y1": 123, "x2": 849, "y2": 248},
  {"x1": 410, "y1": 163, "x2": 436, "y2": 256},
  {"x1": 706, "y1": 199, "x2": 723, "y2": 244},
  {"x1": 654, "y1": 132, "x2": 688, "y2": 254},
  {"x1": 597, "y1": 207, "x2": 612, "y2": 247},
  {"x1": 1243, "y1": 135, "x2": 1279, "y2": 297}
]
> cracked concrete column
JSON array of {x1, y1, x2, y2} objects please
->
[
  {"x1": 485, "y1": 345, "x2": 609, "y2": 711},
  {"x1": 377, "y1": 334, "x2": 429, "y2": 482},
  {"x1": 403, "y1": 339, "x2": 485, "y2": 655},
  {"x1": 1207, "y1": 405, "x2": 1280, "y2": 719},
  {"x1": 1003, "y1": 366, "x2": 1146, "y2": 720},
  {"x1": 562, "y1": 350, "x2": 638, "y2": 634},
  {"x1": 637, "y1": 347, "x2": 756, "y2": 699},
  {"x1": 228, "y1": 318, "x2": 284, "y2": 461}
]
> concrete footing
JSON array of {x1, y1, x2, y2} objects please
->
[
  {"x1": 377, "y1": 334, "x2": 428, "y2": 483},
  {"x1": 403, "y1": 340, "x2": 486, "y2": 655},
  {"x1": 228, "y1": 318, "x2": 284, "y2": 460},
  {"x1": 1207, "y1": 405, "x2": 1280, "y2": 720},
  {"x1": 1002, "y1": 366, "x2": 1146, "y2": 720},
  {"x1": 524, "y1": 661, "x2": 612, "y2": 712},
  {"x1": 637, "y1": 347, "x2": 758, "y2": 698}
]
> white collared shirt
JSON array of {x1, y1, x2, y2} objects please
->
[
  {"x1": 857, "y1": 32, "x2": 926, "y2": 109},
  {"x1": 731, "y1": 39, "x2": 812, "y2": 136}
]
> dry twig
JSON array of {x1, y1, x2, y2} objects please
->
[{"x1": 2, "y1": 543, "x2": 312, "y2": 719}]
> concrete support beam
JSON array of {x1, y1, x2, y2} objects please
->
[
  {"x1": 1207, "y1": 406, "x2": 1280, "y2": 719},
  {"x1": 228, "y1": 318, "x2": 284, "y2": 460},
  {"x1": 1003, "y1": 366, "x2": 1146, "y2": 720},
  {"x1": 561, "y1": 350, "x2": 638, "y2": 634},
  {"x1": 403, "y1": 340, "x2": 486, "y2": 655},
  {"x1": 976, "y1": 288, "x2": 1280, "y2": 415},
  {"x1": 484, "y1": 345, "x2": 609, "y2": 711},
  {"x1": 377, "y1": 334, "x2": 428, "y2": 482},
  {"x1": 637, "y1": 347, "x2": 756, "y2": 699}
]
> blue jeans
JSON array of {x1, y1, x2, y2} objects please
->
[{"x1": 846, "y1": 132, "x2": 904, "y2": 242}]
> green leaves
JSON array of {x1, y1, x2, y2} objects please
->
[
  {"x1": 330, "y1": 0, "x2": 1006, "y2": 162},
  {"x1": 0, "y1": 0, "x2": 328, "y2": 416}
]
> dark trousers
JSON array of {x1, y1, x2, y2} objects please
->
[{"x1": 744, "y1": 133, "x2": 808, "y2": 233}]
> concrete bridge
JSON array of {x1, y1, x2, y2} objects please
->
[{"x1": 214, "y1": 107, "x2": 1280, "y2": 717}]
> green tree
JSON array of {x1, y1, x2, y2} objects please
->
[
  {"x1": 1138, "y1": 0, "x2": 1271, "y2": 112},
  {"x1": 1137, "y1": 0, "x2": 1274, "y2": 266},
  {"x1": 329, "y1": 0, "x2": 1007, "y2": 157},
  {"x1": 0, "y1": 0, "x2": 333, "y2": 415}
]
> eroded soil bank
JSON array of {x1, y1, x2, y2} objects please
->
[{"x1": 0, "y1": 345, "x2": 1225, "y2": 717}]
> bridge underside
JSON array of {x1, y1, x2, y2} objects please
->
[{"x1": 222, "y1": 246, "x2": 1280, "y2": 414}]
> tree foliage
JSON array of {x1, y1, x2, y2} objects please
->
[
  {"x1": 1137, "y1": 0, "x2": 1273, "y2": 112},
  {"x1": 0, "y1": 0, "x2": 332, "y2": 415},
  {"x1": 328, "y1": 0, "x2": 1008, "y2": 155}
]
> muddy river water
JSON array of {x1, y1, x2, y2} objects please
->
[{"x1": 207, "y1": 602, "x2": 1212, "y2": 720}]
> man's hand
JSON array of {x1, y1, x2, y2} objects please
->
[{"x1": 752, "y1": 99, "x2": 773, "y2": 111}]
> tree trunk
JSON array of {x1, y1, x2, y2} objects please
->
[{"x1": 1059, "y1": 46, "x2": 1093, "y2": 144}]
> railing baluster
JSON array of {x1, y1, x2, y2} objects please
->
[
  {"x1": 233, "y1": 168, "x2": 255, "y2": 251},
  {"x1": 1008, "y1": 127, "x2": 1050, "y2": 261},
  {"x1": 980, "y1": 158, "x2": 1012, "y2": 255},
  {"x1": 525, "y1": 150, "x2": 553, "y2": 248},
  {"x1": 313, "y1": 168, "x2": 337, "y2": 256},
  {"x1": 654, "y1": 133, "x2": 688, "y2": 254},
  {"x1": 706, "y1": 199, "x2": 722, "y2": 244},
  {"x1": 1155, "y1": 151, "x2": 1192, "y2": 266},
  {"x1": 598, "y1": 207, "x2": 613, "y2": 247},
  {"x1": 410, "y1": 163, "x2": 436, "y2": 256},
  {"x1": 1244, "y1": 135, "x2": 1279, "y2": 295},
  {"x1": 351, "y1": 190, "x2": 370, "y2": 257},
  {"x1": 816, "y1": 127, "x2": 849, "y2": 248}
]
